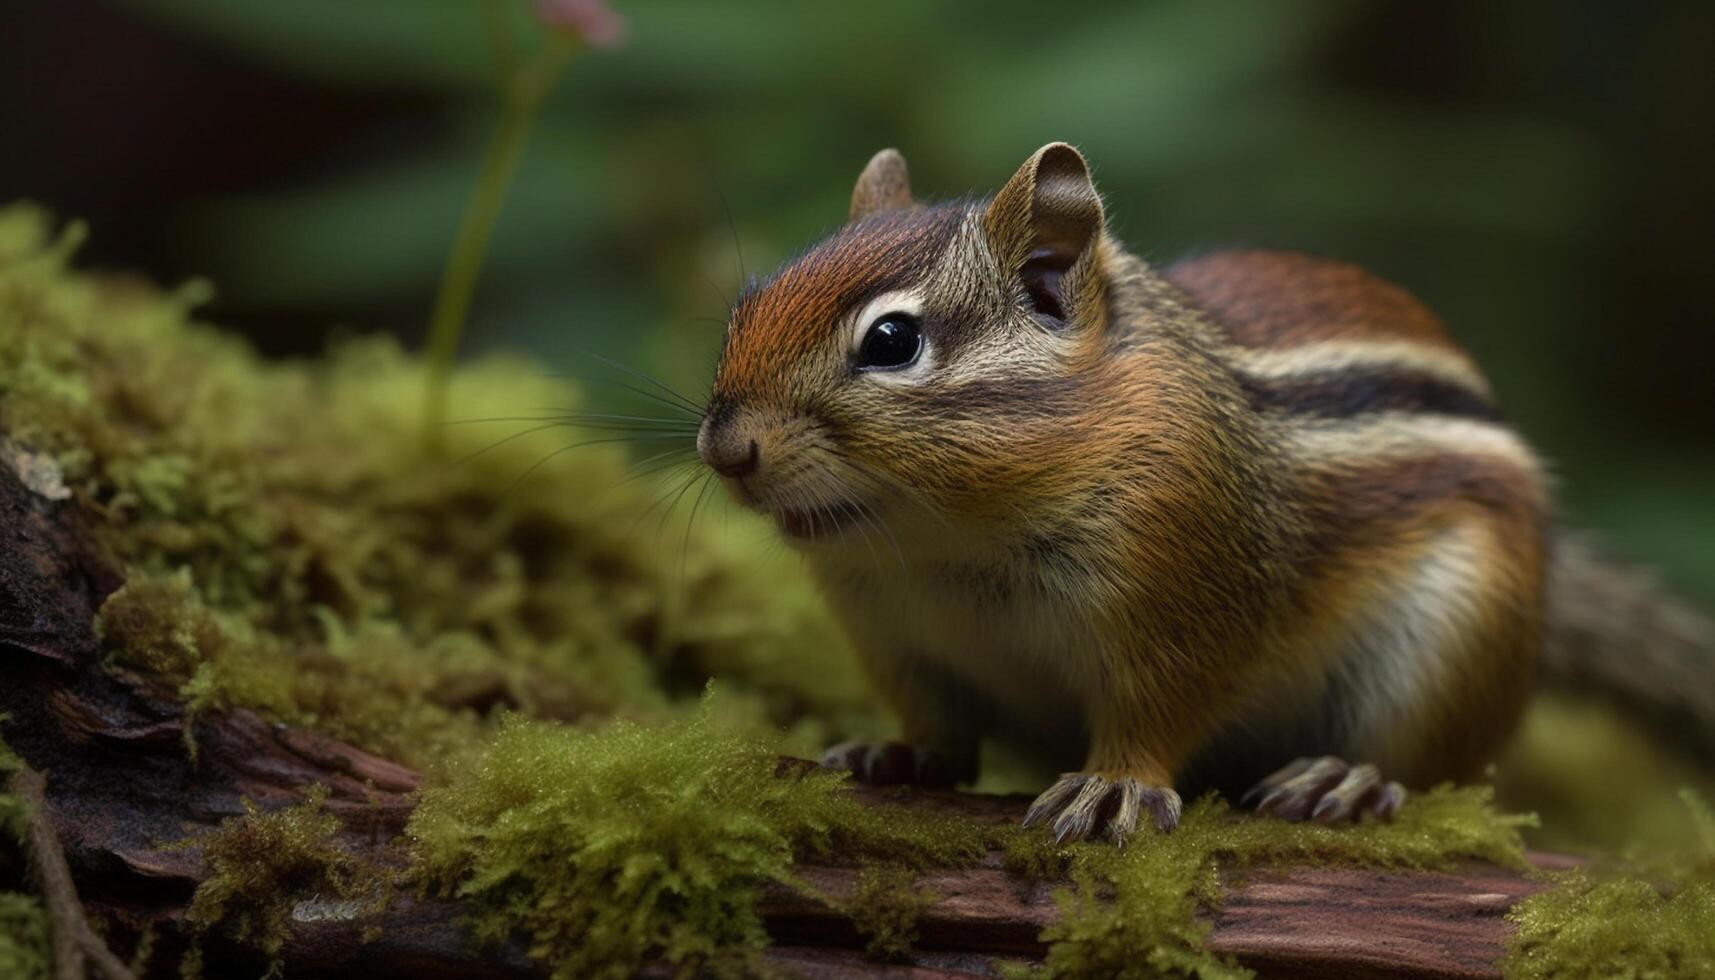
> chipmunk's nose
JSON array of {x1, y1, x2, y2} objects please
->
[
  {"x1": 698, "y1": 413, "x2": 761, "y2": 479},
  {"x1": 707, "y1": 440, "x2": 759, "y2": 479}
]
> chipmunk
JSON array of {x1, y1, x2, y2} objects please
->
[{"x1": 696, "y1": 142, "x2": 1715, "y2": 844}]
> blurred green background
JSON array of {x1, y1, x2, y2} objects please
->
[{"x1": 1, "y1": 0, "x2": 1711, "y2": 600}]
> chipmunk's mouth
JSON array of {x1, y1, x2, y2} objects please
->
[{"x1": 772, "y1": 500, "x2": 865, "y2": 540}]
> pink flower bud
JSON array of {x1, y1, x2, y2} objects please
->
[{"x1": 534, "y1": 0, "x2": 628, "y2": 48}]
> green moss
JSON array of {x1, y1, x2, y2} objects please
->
[
  {"x1": 0, "y1": 893, "x2": 48, "y2": 980},
  {"x1": 1505, "y1": 791, "x2": 1715, "y2": 979},
  {"x1": 182, "y1": 786, "x2": 383, "y2": 976},
  {"x1": 1507, "y1": 877, "x2": 1715, "y2": 980},
  {"x1": 97, "y1": 572, "x2": 209, "y2": 677},
  {"x1": 97, "y1": 567, "x2": 490, "y2": 764},
  {"x1": 0, "y1": 727, "x2": 47, "y2": 980},
  {"x1": 1018, "y1": 787, "x2": 1533, "y2": 980},
  {"x1": 408, "y1": 693, "x2": 983, "y2": 979},
  {"x1": 0, "y1": 726, "x2": 24, "y2": 844},
  {"x1": 843, "y1": 865, "x2": 937, "y2": 963}
]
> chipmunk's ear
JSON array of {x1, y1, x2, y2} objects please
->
[
  {"x1": 849, "y1": 148, "x2": 914, "y2": 221},
  {"x1": 983, "y1": 142, "x2": 1107, "y2": 326}
]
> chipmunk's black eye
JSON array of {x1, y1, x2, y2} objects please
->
[{"x1": 855, "y1": 314, "x2": 922, "y2": 371}]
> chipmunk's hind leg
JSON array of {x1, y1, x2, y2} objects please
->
[
  {"x1": 1241, "y1": 756, "x2": 1406, "y2": 822},
  {"x1": 1236, "y1": 508, "x2": 1543, "y2": 823}
]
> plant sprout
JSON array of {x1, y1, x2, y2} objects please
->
[{"x1": 422, "y1": 0, "x2": 626, "y2": 452}]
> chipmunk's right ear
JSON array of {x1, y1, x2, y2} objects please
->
[
  {"x1": 984, "y1": 143, "x2": 1107, "y2": 326},
  {"x1": 849, "y1": 148, "x2": 914, "y2": 221}
]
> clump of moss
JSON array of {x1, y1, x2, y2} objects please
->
[
  {"x1": 1016, "y1": 787, "x2": 1533, "y2": 980},
  {"x1": 95, "y1": 571, "x2": 209, "y2": 677},
  {"x1": 0, "y1": 893, "x2": 49, "y2": 980},
  {"x1": 1504, "y1": 790, "x2": 1715, "y2": 979},
  {"x1": 97, "y1": 567, "x2": 492, "y2": 764},
  {"x1": 0, "y1": 726, "x2": 25, "y2": 842},
  {"x1": 0, "y1": 202, "x2": 876, "y2": 772},
  {"x1": 843, "y1": 865, "x2": 937, "y2": 963},
  {"x1": 408, "y1": 694, "x2": 983, "y2": 979},
  {"x1": 0, "y1": 728, "x2": 47, "y2": 980},
  {"x1": 182, "y1": 786, "x2": 383, "y2": 977},
  {"x1": 1507, "y1": 876, "x2": 1715, "y2": 980}
]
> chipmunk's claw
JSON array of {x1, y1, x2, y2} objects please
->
[
  {"x1": 819, "y1": 739, "x2": 963, "y2": 789},
  {"x1": 1242, "y1": 755, "x2": 1405, "y2": 823},
  {"x1": 1022, "y1": 772, "x2": 1181, "y2": 845}
]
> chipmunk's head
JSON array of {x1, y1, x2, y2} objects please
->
[{"x1": 699, "y1": 143, "x2": 1116, "y2": 549}]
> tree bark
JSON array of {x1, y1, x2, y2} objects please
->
[{"x1": 0, "y1": 457, "x2": 1558, "y2": 979}]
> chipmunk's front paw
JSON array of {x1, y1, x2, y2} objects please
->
[
  {"x1": 819, "y1": 740, "x2": 965, "y2": 789},
  {"x1": 1241, "y1": 756, "x2": 1406, "y2": 823},
  {"x1": 1022, "y1": 773, "x2": 1182, "y2": 846}
]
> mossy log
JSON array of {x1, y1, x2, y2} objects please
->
[{"x1": 1, "y1": 450, "x2": 1563, "y2": 978}]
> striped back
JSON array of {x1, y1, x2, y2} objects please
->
[{"x1": 1167, "y1": 250, "x2": 1501, "y2": 425}]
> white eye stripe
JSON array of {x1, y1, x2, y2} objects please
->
[{"x1": 849, "y1": 289, "x2": 933, "y2": 385}]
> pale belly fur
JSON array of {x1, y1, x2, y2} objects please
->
[{"x1": 817, "y1": 559, "x2": 1095, "y2": 760}]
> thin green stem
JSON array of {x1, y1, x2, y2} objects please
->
[
  {"x1": 422, "y1": 26, "x2": 579, "y2": 454},
  {"x1": 482, "y1": 0, "x2": 521, "y2": 82}
]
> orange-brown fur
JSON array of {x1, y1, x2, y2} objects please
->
[{"x1": 699, "y1": 143, "x2": 1552, "y2": 841}]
